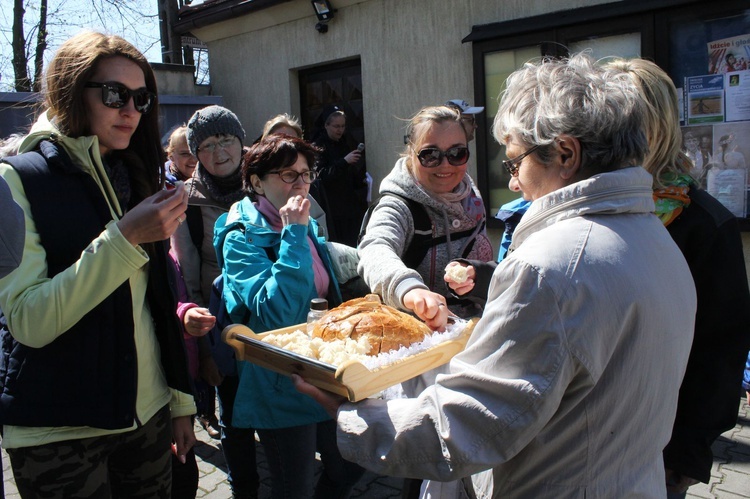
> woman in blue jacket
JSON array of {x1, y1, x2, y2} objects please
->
[{"x1": 213, "y1": 134, "x2": 364, "y2": 498}]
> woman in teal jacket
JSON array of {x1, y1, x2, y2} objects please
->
[{"x1": 213, "y1": 134, "x2": 364, "y2": 498}]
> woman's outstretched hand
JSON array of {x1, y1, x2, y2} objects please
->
[
  {"x1": 403, "y1": 288, "x2": 449, "y2": 332},
  {"x1": 118, "y1": 181, "x2": 188, "y2": 245}
]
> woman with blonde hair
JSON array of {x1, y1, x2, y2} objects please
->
[
  {"x1": 359, "y1": 105, "x2": 493, "y2": 333},
  {"x1": 260, "y1": 113, "x2": 304, "y2": 141},
  {"x1": 166, "y1": 125, "x2": 198, "y2": 181},
  {"x1": 0, "y1": 31, "x2": 194, "y2": 496},
  {"x1": 605, "y1": 56, "x2": 750, "y2": 499}
]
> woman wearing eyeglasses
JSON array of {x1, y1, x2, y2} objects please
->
[
  {"x1": 311, "y1": 105, "x2": 368, "y2": 246},
  {"x1": 213, "y1": 134, "x2": 365, "y2": 498},
  {"x1": 0, "y1": 31, "x2": 195, "y2": 496},
  {"x1": 295, "y1": 53, "x2": 697, "y2": 499},
  {"x1": 170, "y1": 104, "x2": 261, "y2": 498}
]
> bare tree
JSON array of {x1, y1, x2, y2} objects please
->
[
  {"x1": 11, "y1": 0, "x2": 32, "y2": 92},
  {"x1": 31, "y1": 0, "x2": 47, "y2": 92},
  {"x1": 2, "y1": 0, "x2": 161, "y2": 92}
]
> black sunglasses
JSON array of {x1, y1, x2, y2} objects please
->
[
  {"x1": 416, "y1": 146, "x2": 470, "y2": 168},
  {"x1": 503, "y1": 144, "x2": 541, "y2": 177},
  {"x1": 265, "y1": 170, "x2": 319, "y2": 184},
  {"x1": 85, "y1": 81, "x2": 155, "y2": 114}
]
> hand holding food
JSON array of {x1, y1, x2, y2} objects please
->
[
  {"x1": 444, "y1": 261, "x2": 476, "y2": 296},
  {"x1": 118, "y1": 181, "x2": 188, "y2": 245}
]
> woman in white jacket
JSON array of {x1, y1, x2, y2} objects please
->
[{"x1": 295, "y1": 53, "x2": 697, "y2": 498}]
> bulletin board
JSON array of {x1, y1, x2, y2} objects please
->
[{"x1": 671, "y1": 12, "x2": 750, "y2": 217}]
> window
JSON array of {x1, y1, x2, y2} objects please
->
[{"x1": 469, "y1": 0, "x2": 750, "y2": 227}]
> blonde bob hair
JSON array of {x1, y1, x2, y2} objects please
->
[{"x1": 604, "y1": 57, "x2": 693, "y2": 187}]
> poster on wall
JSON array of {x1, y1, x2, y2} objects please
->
[
  {"x1": 685, "y1": 75, "x2": 725, "y2": 124},
  {"x1": 681, "y1": 125, "x2": 713, "y2": 188},
  {"x1": 708, "y1": 34, "x2": 750, "y2": 74},
  {"x1": 725, "y1": 70, "x2": 750, "y2": 122},
  {"x1": 706, "y1": 122, "x2": 750, "y2": 217}
]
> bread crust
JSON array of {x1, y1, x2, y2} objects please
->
[{"x1": 311, "y1": 295, "x2": 431, "y2": 354}]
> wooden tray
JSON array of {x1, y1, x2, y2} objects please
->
[{"x1": 222, "y1": 318, "x2": 478, "y2": 402}]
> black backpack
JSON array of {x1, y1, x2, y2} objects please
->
[{"x1": 358, "y1": 193, "x2": 483, "y2": 268}]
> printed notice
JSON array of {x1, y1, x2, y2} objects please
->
[
  {"x1": 708, "y1": 34, "x2": 750, "y2": 74},
  {"x1": 706, "y1": 167, "x2": 747, "y2": 217},
  {"x1": 685, "y1": 75, "x2": 725, "y2": 124},
  {"x1": 725, "y1": 71, "x2": 750, "y2": 122}
]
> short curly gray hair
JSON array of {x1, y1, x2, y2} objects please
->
[{"x1": 493, "y1": 52, "x2": 647, "y2": 174}]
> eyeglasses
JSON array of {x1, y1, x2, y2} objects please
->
[
  {"x1": 266, "y1": 170, "x2": 319, "y2": 184},
  {"x1": 197, "y1": 136, "x2": 237, "y2": 154},
  {"x1": 84, "y1": 81, "x2": 155, "y2": 114},
  {"x1": 416, "y1": 146, "x2": 470, "y2": 168},
  {"x1": 503, "y1": 144, "x2": 541, "y2": 177}
]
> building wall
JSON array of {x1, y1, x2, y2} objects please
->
[
  {"x1": 192, "y1": 0, "x2": 750, "y2": 268},
  {"x1": 191, "y1": 0, "x2": 612, "y2": 189}
]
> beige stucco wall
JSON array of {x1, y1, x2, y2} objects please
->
[
  {"x1": 191, "y1": 0, "x2": 750, "y2": 265},
  {"x1": 190, "y1": 0, "x2": 612, "y2": 189}
]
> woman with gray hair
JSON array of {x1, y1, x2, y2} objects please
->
[{"x1": 294, "y1": 53, "x2": 696, "y2": 498}]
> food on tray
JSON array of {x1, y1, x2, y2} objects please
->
[
  {"x1": 311, "y1": 294, "x2": 432, "y2": 355},
  {"x1": 445, "y1": 264, "x2": 469, "y2": 284},
  {"x1": 261, "y1": 330, "x2": 371, "y2": 365}
]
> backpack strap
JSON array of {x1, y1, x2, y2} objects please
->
[
  {"x1": 185, "y1": 204, "x2": 204, "y2": 259},
  {"x1": 208, "y1": 222, "x2": 277, "y2": 376},
  {"x1": 359, "y1": 193, "x2": 483, "y2": 269}
]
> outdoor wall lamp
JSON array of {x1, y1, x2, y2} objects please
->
[
  {"x1": 312, "y1": 0, "x2": 335, "y2": 21},
  {"x1": 311, "y1": 0, "x2": 335, "y2": 33}
]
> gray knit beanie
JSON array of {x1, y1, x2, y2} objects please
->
[{"x1": 187, "y1": 105, "x2": 246, "y2": 156}]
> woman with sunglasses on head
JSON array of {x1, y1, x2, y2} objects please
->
[
  {"x1": 213, "y1": 134, "x2": 365, "y2": 498},
  {"x1": 0, "y1": 31, "x2": 195, "y2": 496}
]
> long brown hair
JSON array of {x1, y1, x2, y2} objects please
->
[{"x1": 44, "y1": 31, "x2": 165, "y2": 203}]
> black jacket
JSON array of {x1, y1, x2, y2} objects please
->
[
  {"x1": 0, "y1": 141, "x2": 192, "y2": 429},
  {"x1": 312, "y1": 133, "x2": 368, "y2": 246},
  {"x1": 662, "y1": 187, "x2": 750, "y2": 482}
]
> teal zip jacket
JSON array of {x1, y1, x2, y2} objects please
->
[{"x1": 213, "y1": 197, "x2": 341, "y2": 429}]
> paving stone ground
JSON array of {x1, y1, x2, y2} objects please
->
[{"x1": 3, "y1": 397, "x2": 749, "y2": 498}]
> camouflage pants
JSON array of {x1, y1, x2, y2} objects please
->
[{"x1": 7, "y1": 405, "x2": 172, "y2": 499}]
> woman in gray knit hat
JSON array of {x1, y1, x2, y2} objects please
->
[{"x1": 171, "y1": 104, "x2": 260, "y2": 498}]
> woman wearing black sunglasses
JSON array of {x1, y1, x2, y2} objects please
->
[
  {"x1": 359, "y1": 105, "x2": 493, "y2": 333},
  {"x1": 0, "y1": 31, "x2": 195, "y2": 496},
  {"x1": 349, "y1": 105, "x2": 494, "y2": 496}
]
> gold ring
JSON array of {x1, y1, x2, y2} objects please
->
[{"x1": 177, "y1": 216, "x2": 184, "y2": 225}]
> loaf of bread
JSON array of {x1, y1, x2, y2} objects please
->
[{"x1": 311, "y1": 294, "x2": 432, "y2": 355}]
